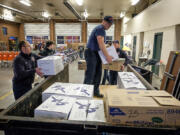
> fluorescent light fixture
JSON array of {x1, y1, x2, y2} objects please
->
[
  {"x1": 131, "y1": 0, "x2": 139, "y2": 5},
  {"x1": 83, "y1": 10, "x2": 88, "y2": 19},
  {"x1": 75, "y1": 0, "x2": 83, "y2": 6},
  {"x1": 3, "y1": 9, "x2": 14, "y2": 21},
  {"x1": 19, "y1": 0, "x2": 31, "y2": 6},
  {"x1": 120, "y1": 11, "x2": 125, "y2": 18},
  {"x1": 42, "y1": 12, "x2": 49, "y2": 18}
]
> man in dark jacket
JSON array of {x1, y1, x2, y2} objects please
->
[
  {"x1": 12, "y1": 41, "x2": 43, "y2": 100},
  {"x1": 39, "y1": 41, "x2": 55, "y2": 56},
  {"x1": 109, "y1": 40, "x2": 130, "y2": 85}
]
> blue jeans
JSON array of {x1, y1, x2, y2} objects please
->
[
  {"x1": 102, "y1": 69, "x2": 109, "y2": 85},
  {"x1": 109, "y1": 70, "x2": 118, "y2": 85},
  {"x1": 83, "y1": 49, "x2": 102, "y2": 95}
]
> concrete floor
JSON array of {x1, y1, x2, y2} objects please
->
[{"x1": 0, "y1": 60, "x2": 161, "y2": 135}]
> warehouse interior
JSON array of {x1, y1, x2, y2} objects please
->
[{"x1": 0, "y1": 0, "x2": 180, "y2": 134}]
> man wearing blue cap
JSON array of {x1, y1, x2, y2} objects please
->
[{"x1": 84, "y1": 16, "x2": 113, "y2": 97}]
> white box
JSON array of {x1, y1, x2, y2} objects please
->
[
  {"x1": 98, "y1": 45, "x2": 119, "y2": 64},
  {"x1": 118, "y1": 72, "x2": 136, "y2": 79},
  {"x1": 86, "y1": 100, "x2": 106, "y2": 122},
  {"x1": 70, "y1": 84, "x2": 94, "y2": 99},
  {"x1": 37, "y1": 56, "x2": 64, "y2": 75},
  {"x1": 42, "y1": 83, "x2": 94, "y2": 102},
  {"x1": 68, "y1": 99, "x2": 89, "y2": 121},
  {"x1": 42, "y1": 82, "x2": 72, "y2": 101},
  {"x1": 117, "y1": 72, "x2": 147, "y2": 90},
  {"x1": 34, "y1": 95, "x2": 76, "y2": 119}
]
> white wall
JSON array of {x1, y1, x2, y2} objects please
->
[
  {"x1": 122, "y1": 0, "x2": 180, "y2": 34},
  {"x1": 143, "y1": 26, "x2": 176, "y2": 65},
  {"x1": 120, "y1": 0, "x2": 180, "y2": 78}
]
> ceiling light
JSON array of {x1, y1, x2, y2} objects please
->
[
  {"x1": 120, "y1": 11, "x2": 126, "y2": 18},
  {"x1": 3, "y1": 9, "x2": 14, "y2": 21},
  {"x1": 83, "y1": 10, "x2": 88, "y2": 19},
  {"x1": 19, "y1": 0, "x2": 31, "y2": 6},
  {"x1": 42, "y1": 12, "x2": 49, "y2": 18},
  {"x1": 131, "y1": 0, "x2": 140, "y2": 5},
  {"x1": 75, "y1": 0, "x2": 83, "y2": 6}
]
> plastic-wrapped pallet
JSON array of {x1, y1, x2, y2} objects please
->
[
  {"x1": 68, "y1": 99, "x2": 89, "y2": 121},
  {"x1": 86, "y1": 100, "x2": 106, "y2": 122},
  {"x1": 34, "y1": 95, "x2": 76, "y2": 119},
  {"x1": 42, "y1": 83, "x2": 94, "y2": 101},
  {"x1": 37, "y1": 56, "x2": 64, "y2": 75},
  {"x1": 117, "y1": 72, "x2": 147, "y2": 90}
]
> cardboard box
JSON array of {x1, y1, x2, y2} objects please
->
[
  {"x1": 78, "y1": 59, "x2": 125, "y2": 71},
  {"x1": 68, "y1": 43, "x2": 86, "y2": 50},
  {"x1": 68, "y1": 99, "x2": 89, "y2": 121},
  {"x1": 105, "y1": 89, "x2": 180, "y2": 127},
  {"x1": 78, "y1": 60, "x2": 86, "y2": 70},
  {"x1": 37, "y1": 56, "x2": 64, "y2": 75},
  {"x1": 87, "y1": 100, "x2": 106, "y2": 122},
  {"x1": 102, "y1": 58, "x2": 125, "y2": 71},
  {"x1": 34, "y1": 95, "x2": 76, "y2": 119},
  {"x1": 98, "y1": 45, "x2": 119, "y2": 64},
  {"x1": 42, "y1": 82, "x2": 94, "y2": 101},
  {"x1": 117, "y1": 72, "x2": 147, "y2": 90}
]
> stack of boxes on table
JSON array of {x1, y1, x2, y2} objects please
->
[{"x1": 35, "y1": 82, "x2": 105, "y2": 122}]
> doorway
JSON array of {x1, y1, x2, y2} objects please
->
[
  {"x1": 132, "y1": 36, "x2": 137, "y2": 62},
  {"x1": 152, "y1": 33, "x2": 163, "y2": 75}
]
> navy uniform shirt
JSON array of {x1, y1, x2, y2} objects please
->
[
  {"x1": 87, "y1": 24, "x2": 106, "y2": 51},
  {"x1": 116, "y1": 48, "x2": 130, "y2": 66}
]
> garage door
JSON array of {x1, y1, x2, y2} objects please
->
[
  {"x1": 24, "y1": 23, "x2": 49, "y2": 45},
  {"x1": 55, "y1": 23, "x2": 81, "y2": 45}
]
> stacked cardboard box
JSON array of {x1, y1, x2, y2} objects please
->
[
  {"x1": 105, "y1": 89, "x2": 180, "y2": 127},
  {"x1": 117, "y1": 72, "x2": 147, "y2": 90},
  {"x1": 35, "y1": 95, "x2": 76, "y2": 119},
  {"x1": 37, "y1": 56, "x2": 64, "y2": 75},
  {"x1": 42, "y1": 82, "x2": 94, "y2": 101},
  {"x1": 78, "y1": 59, "x2": 125, "y2": 71}
]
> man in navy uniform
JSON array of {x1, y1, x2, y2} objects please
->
[
  {"x1": 12, "y1": 41, "x2": 43, "y2": 100},
  {"x1": 84, "y1": 16, "x2": 113, "y2": 97}
]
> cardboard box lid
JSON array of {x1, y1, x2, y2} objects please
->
[
  {"x1": 109, "y1": 89, "x2": 172, "y2": 97},
  {"x1": 153, "y1": 97, "x2": 180, "y2": 106},
  {"x1": 107, "y1": 92, "x2": 159, "y2": 107}
]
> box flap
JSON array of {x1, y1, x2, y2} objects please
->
[
  {"x1": 141, "y1": 90, "x2": 172, "y2": 97},
  {"x1": 153, "y1": 97, "x2": 180, "y2": 106},
  {"x1": 107, "y1": 91, "x2": 159, "y2": 107}
]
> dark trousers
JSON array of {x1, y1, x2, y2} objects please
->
[
  {"x1": 101, "y1": 69, "x2": 109, "y2": 85},
  {"x1": 83, "y1": 49, "x2": 102, "y2": 95},
  {"x1": 13, "y1": 84, "x2": 32, "y2": 100},
  {"x1": 79, "y1": 51, "x2": 84, "y2": 59},
  {"x1": 109, "y1": 70, "x2": 118, "y2": 85}
]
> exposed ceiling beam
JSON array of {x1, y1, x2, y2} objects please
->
[{"x1": 63, "y1": 0, "x2": 82, "y2": 20}]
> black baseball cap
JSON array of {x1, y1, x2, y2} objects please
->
[
  {"x1": 104, "y1": 16, "x2": 113, "y2": 24},
  {"x1": 113, "y1": 40, "x2": 120, "y2": 44}
]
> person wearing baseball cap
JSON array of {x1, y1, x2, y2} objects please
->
[
  {"x1": 83, "y1": 16, "x2": 113, "y2": 98},
  {"x1": 109, "y1": 40, "x2": 131, "y2": 85}
]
